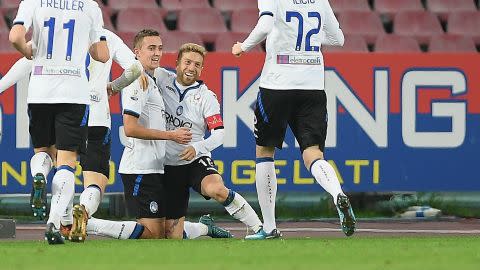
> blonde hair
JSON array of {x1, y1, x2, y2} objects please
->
[{"x1": 177, "y1": 43, "x2": 207, "y2": 63}]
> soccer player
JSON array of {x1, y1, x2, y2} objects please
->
[
  {"x1": 9, "y1": 0, "x2": 109, "y2": 244},
  {"x1": 118, "y1": 29, "x2": 191, "y2": 239},
  {"x1": 232, "y1": 0, "x2": 356, "y2": 239},
  {"x1": 154, "y1": 43, "x2": 263, "y2": 239}
]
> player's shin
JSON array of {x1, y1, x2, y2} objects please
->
[
  {"x1": 47, "y1": 166, "x2": 76, "y2": 229},
  {"x1": 255, "y1": 158, "x2": 277, "y2": 233},
  {"x1": 309, "y1": 159, "x2": 344, "y2": 203},
  {"x1": 223, "y1": 190, "x2": 262, "y2": 233},
  {"x1": 87, "y1": 218, "x2": 143, "y2": 239},
  {"x1": 79, "y1": 184, "x2": 102, "y2": 217}
]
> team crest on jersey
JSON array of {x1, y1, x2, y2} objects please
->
[
  {"x1": 194, "y1": 93, "x2": 201, "y2": 101},
  {"x1": 150, "y1": 201, "x2": 158, "y2": 213},
  {"x1": 176, "y1": 106, "x2": 183, "y2": 116}
]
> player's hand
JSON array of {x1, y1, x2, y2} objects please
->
[
  {"x1": 138, "y1": 74, "x2": 148, "y2": 91},
  {"x1": 179, "y1": 146, "x2": 196, "y2": 161},
  {"x1": 106, "y1": 83, "x2": 118, "y2": 97},
  {"x1": 169, "y1": 127, "x2": 192, "y2": 145},
  {"x1": 232, "y1": 42, "x2": 244, "y2": 57},
  {"x1": 24, "y1": 41, "x2": 33, "y2": 60}
]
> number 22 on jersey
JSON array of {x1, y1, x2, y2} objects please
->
[{"x1": 43, "y1": 17, "x2": 76, "y2": 61}]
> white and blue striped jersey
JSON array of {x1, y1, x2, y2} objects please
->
[
  {"x1": 258, "y1": 0, "x2": 343, "y2": 90},
  {"x1": 14, "y1": 0, "x2": 105, "y2": 104}
]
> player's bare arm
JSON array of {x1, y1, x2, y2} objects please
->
[
  {"x1": 89, "y1": 41, "x2": 110, "y2": 63},
  {"x1": 123, "y1": 114, "x2": 191, "y2": 144},
  {"x1": 9, "y1": 25, "x2": 33, "y2": 60}
]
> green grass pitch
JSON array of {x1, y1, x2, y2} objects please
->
[{"x1": 1, "y1": 237, "x2": 479, "y2": 270}]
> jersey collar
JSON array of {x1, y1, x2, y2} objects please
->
[{"x1": 173, "y1": 79, "x2": 204, "y2": 102}]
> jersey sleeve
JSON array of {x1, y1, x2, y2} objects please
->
[
  {"x1": 202, "y1": 89, "x2": 223, "y2": 130},
  {"x1": 88, "y1": 3, "x2": 106, "y2": 44},
  {"x1": 111, "y1": 35, "x2": 136, "y2": 69},
  {"x1": 121, "y1": 81, "x2": 147, "y2": 118},
  {"x1": 321, "y1": 0, "x2": 344, "y2": 46},
  {"x1": 258, "y1": 0, "x2": 276, "y2": 17},
  {"x1": 13, "y1": 0, "x2": 35, "y2": 31},
  {"x1": 0, "y1": 58, "x2": 33, "y2": 94}
]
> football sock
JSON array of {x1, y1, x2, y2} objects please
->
[
  {"x1": 255, "y1": 158, "x2": 277, "y2": 233},
  {"x1": 223, "y1": 190, "x2": 262, "y2": 233},
  {"x1": 47, "y1": 166, "x2": 75, "y2": 228},
  {"x1": 183, "y1": 221, "x2": 208, "y2": 239},
  {"x1": 79, "y1": 184, "x2": 102, "y2": 217},
  {"x1": 310, "y1": 159, "x2": 345, "y2": 205},
  {"x1": 87, "y1": 217, "x2": 143, "y2": 239},
  {"x1": 30, "y1": 152, "x2": 53, "y2": 180}
]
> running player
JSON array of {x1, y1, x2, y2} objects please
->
[
  {"x1": 232, "y1": 0, "x2": 356, "y2": 239},
  {"x1": 9, "y1": 0, "x2": 109, "y2": 244},
  {"x1": 154, "y1": 43, "x2": 263, "y2": 239}
]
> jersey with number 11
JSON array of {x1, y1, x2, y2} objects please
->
[
  {"x1": 259, "y1": 0, "x2": 342, "y2": 91},
  {"x1": 13, "y1": 0, "x2": 105, "y2": 104}
]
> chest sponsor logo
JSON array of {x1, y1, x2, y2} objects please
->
[
  {"x1": 33, "y1": 65, "x2": 82, "y2": 77},
  {"x1": 276, "y1": 55, "x2": 323, "y2": 65},
  {"x1": 163, "y1": 110, "x2": 193, "y2": 128}
]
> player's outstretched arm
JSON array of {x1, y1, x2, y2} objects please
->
[
  {"x1": 123, "y1": 114, "x2": 192, "y2": 144},
  {"x1": 232, "y1": 15, "x2": 274, "y2": 56},
  {"x1": 0, "y1": 57, "x2": 33, "y2": 94},
  {"x1": 9, "y1": 25, "x2": 32, "y2": 59},
  {"x1": 108, "y1": 60, "x2": 144, "y2": 94}
]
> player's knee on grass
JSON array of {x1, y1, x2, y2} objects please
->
[
  {"x1": 165, "y1": 218, "x2": 185, "y2": 239},
  {"x1": 137, "y1": 218, "x2": 165, "y2": 239}
]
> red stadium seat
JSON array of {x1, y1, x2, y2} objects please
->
[
  {"x1": 0, "y1": 0, "x2": 20, "y2": 8},
  {"x1": 0, "y1": 14, "x2": 8, "y2": 33},
  {"x1": 102, "y1": 10, "x2": 115, "y2": 31},
  {"x1": 214, "y1": 32, "x2": 263, "y2": 52},
  {"x1": 330, "y1": 0, "x2": 371, "y2": 12},
  {"x1": 177, "y1": 8, "x2": 227, "y2": 43},
  {"x1": 375, "y1": 34, "x2": 421, "y2": 52},
  {"x1": 394, "y1": 11, "x2": 444, "y2": 44},
  {"x1": 448, "y1": 11, "x2": 480, "y2": 44},
  {"x1": 160, "y1": 0, "x2": 182, "y2": 12},
  {"x1": 0, "y1": 33, "x2": 16, "y2": 52},
  {"x1": 107, "y1": 0, "x2": 158, "y2": 10},
  {"x1": 214, "y1": 0, "x2": 257, "y2": 13},
  {"x1": 322, "y1": 35, "x2": 369, "y2": 53},
  {"x1": 180, "y1": 0, "x2": 211, "y2": 8},
  {"x1": 429, "y1": 34, "x2": 477, "y2": 53},
  {"x1": 116, "y1": 31, "x2": 137, "y2": 50},
  {"x1": 375, "y1": 0, "x2": 424, "y2": 20},
  {"x1": 230, "y1": 9, "x2": 258, "y2": 34},
  {"x1": 160, "y1": 31, "x2": 204, "y2": 53},
  {"x1": 337, "y1": 11, "x2": 385, "y2": 44},
  {"x1": 427, "y1": 0, "x2": 477, "y2": 21},
  {"x1": 117, "y1": 8, "x2": 167, "y2": 33}
]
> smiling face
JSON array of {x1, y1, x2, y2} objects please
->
[
  {"x1": 134, "y1": 31, "x2": 163, "y2": 73},
  {"x1": 176, "y1": 51, "x2": 204, "y2": 86}
]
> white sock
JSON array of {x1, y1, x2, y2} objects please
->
[
  {"x1": 255, "y1": 159, "x2": 277, "y2": 233},
  {"x1": 60, "y1": 195, "x2": 73, "y2": 226},
  {"x1": 79, "y1": 185, "x2": 102, "y2": 217},
  {"x1": 30, "y1": 152, "x2": 53, "y2": 180},
  {"x1": 87, "y1": 217, "x2": 143, "y2": 239},
  {"x1": 310, "y1": 159, "x2": 345, "y2": 205},
  {"x1": 183, "y1": 221, "x2": 208, "y2": 239},
  {"x1": 223, "y1": 190, "x2": 262, "y2": 233},
  {"x1": 47, "y1": 166, "x2": 75, "y2": 228}
]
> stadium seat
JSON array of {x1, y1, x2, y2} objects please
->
[
  {"x1": 0, "y1": 0, "x2": 20, "y2": 8},
  {"x1": 102, "y1": 10, "x2": 115, "y2": 31},
  {"x1": 160, "y1": 31, "x2": 204, "y2": 53},
  {"x1": 177, "y1": 8, "x2": 227, "y2": 43},
  {"x1": 214, "y1": 0, "x2": 257, "y2": 13},
  {"x1": 337, "y1": 11, "x2": 385, "y2": 44},
  {"x1": 393, "y1": 11, "x2": 444, "y2": 44},
  {"x1": 330, "y1": 0, "x2": 371, "y2": 12},
  {"x1": 0, "y1": 15, "x2": 8, "y2": 33},
  {"x1": 426, "y1": 0, "x2": 477, "y2": 21},
  {"x1": 160, "y1": 0, "x2": 182, "y2": 12},
  {"x1": 180, "y1": 0, "x2": 211, "y2": 8},
  {"x1": 214, "y1": 32, "x2": 263, "y2": 52},
  {"x1": 375, "y1": 34, "x2": 421, "y2": 52},
  {"x1": 375, "y1": 0, "x2": 424, "y2": 20},
  {"x1": 0, "y1": 33, "x2": 16, "y2": 52},
  {"x1": 448, "y1": 11, "x2": 480, "y2": 44},
  {"x1": 230, "y1": 9, "x2": 258, "y2": 34},
  {"x1": 107, "y1": 0, "x2": 158, "y2": 10},
  {"x1": 322, "y1": 35, "x2": 369, "y2": 53},
  {"x1": 116, "y1": 31, "x2": 137, "y2": 49},
  {"x1": 116, "y1": 8, "x2": 168, "y2": 33},
  {"x1": 429, "y1": 35, "x2": 477, "y2": 53}
]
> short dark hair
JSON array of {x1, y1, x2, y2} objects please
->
[
  {"x1": 133, "y1": 29, "x2": 160, "y2": 49},
  {"x1": 177, "y1": 43, "x2": 207, "y2": 63}
]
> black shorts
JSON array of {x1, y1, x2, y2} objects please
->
[
  {"x1": 164, "y1": 156, "x2": 219, "y2": 219},
  {"x1": 254, "y1": 88, "x2": 327, "y2": 152},
  {"x1": 28, "y1": 103, "x2": 89, "y2": 153},
  {"x1": 80, "y1": 126, "x2": 111, "y2": 178},
  {"x1": 121, "y1": 173, "x2": 166, "y2": 219}
]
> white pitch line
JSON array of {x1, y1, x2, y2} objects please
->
[{"x1": 224, "y1": 227, "x2": 480, "y2": 234}]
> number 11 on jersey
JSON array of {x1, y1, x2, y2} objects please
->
[{"x1": 44, "y1": 17, "x2": 76, "y2": 61}]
